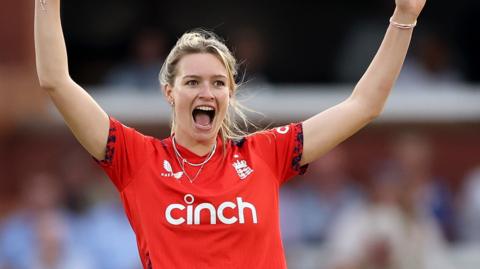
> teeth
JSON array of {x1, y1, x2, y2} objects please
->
[{"x1": 195, "y1": 106, "x2": 215, "y2": 111}]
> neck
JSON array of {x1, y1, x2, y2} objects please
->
[{"x1": 173, "y1": 132, "x2": 216, "y2": 156}]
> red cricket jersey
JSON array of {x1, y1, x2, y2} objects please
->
[{"x1": 96, "y1": 117, "x2": 307, "y2": 269}]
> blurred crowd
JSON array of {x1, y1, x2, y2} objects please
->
[
  {"x1": 93, "y1": 20, "x2": 466, "y2": 95},
  {"x1": 0, "y1": 130, "x2": 479, "y2": 269},
  {"x1": 57, "y1": 0, "x2": 479, "y2": 88},
  {"x1": 280, "y1": 133, "x2": 480, "y2": 269},
  {"x1": 98, "y1": 25, "x2": 271, "y2": 92},
  {"x1": 0, "y1": 145, "x2": 141, "y2": 269}
]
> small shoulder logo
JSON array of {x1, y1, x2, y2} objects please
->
[
  {"x1": 232, "y1": 160, "x2": 254, "y2": 180},
  {"x1": 161, "y1": 160, "x2": 183, "y2": 179},
  {"x1": 275, "y1": 126, "x2": 289, "y2": 134}
]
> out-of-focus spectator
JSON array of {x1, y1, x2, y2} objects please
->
[
  {"x1": 103, "y1": 28, "x2": 168, "y2": 91},
  {"x1": 280, "y1": 182, "x2": 303, "y2": 246},
  {"x1": 57, "y1": 148, "x2": 96, "y2": 218},
  {"x1": 326, "y1": 161, "x2": 454, "y2": 269},
  {"x1": 333, "y1": 12, "x2": 384, "y2": 83},
  {"x1": 456, "y1": 2, "x2": 480, "y2": 83},
  {"x1": 280, "y1": 147, "x2": 362, "y2": 246},
  {"x1": 229, "y1": 26, "x2": 271, "y2": 88},
  {"x1": 391, "y1": 132, "x2": 456, "y2": 241},
  {"x1": 334, "y1": 13, "x2": 463, "y2": 88},
  {"x1": 457, "y1": 166, "x2": 480, "y2": 242},
  {"x1": 396, "y1": 31, "x2": 462, "y2": 90},
  {"x1": 55, "y1": 148, "x2": 141, "y2": 269},
  {"x1": 0, "y1": 173, "x2": 94, "y2": 269},
  {"x1": 81, "y1": 179, "x2": 142, "y2": 269}
]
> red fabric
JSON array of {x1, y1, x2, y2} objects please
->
[{"x1": 96, "y1": 117, "x2": 307, "y2": 269}]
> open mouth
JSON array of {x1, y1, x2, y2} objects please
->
[{"x1": 192, "y1": 105, "x2": 216, "y2": 129}]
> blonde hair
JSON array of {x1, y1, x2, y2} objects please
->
[{"x1": 159, "y1": 29, "x2": 256, "y2": 144}]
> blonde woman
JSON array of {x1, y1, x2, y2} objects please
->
[{"x1": 34, "y1": 0, "x2": 426, "y2": 268}]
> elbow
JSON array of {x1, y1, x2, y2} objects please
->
[
  {"x1": 351, "y1": 82, "x2": 393, "y2": 120},
  {"x1": 368, "y1": 105, "x2": 384, "y2": 120},
  {"x1": 37, "y1": 73, "x2": 70, "y2": 92},
  {"x1": 362, "y1": 102, "x2": 385, "y2": 122},
  {"x1": 348, "y1": 96, "x2": 385, "y2": 122},
  {"x1": 38, "y1": 78, "x2": 56, "y2": 91},
  {"x1": 358, "y1": 108, "x2": 381, "y2": 125}
]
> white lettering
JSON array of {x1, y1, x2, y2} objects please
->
[
  {"x1": 276, "y1": 126, "x2": 289, "y2": 134},
  {"x1": 218, "y1": 202, "x2": 237, "y2": 224},
  {"x1": 237, "y1": 197, "x2": 258, "y2": 224},
  {"x1": 187, "y1": 205, "x2": 193, "y2": 224},
  {"x1": 185, "y1": 194, "x2": 194, "y2": 225},
  {"x1": 165, "y1": 204, "x2": 185, "y2": 225},
  {"x1": 165, "y1": 195, "x2": 258, "y2": 225},
  {"x1": 194, "y1": 203, "x2": 216, "y2": 224}
]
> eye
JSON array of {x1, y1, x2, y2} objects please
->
[
  {"x1": 185, "y1": 80, "x2": 199, "y2": 86},
  {"x1": 213, "y1": 80, "x2": 226, "y2": 87}
]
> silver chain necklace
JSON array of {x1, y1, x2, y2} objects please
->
[{"x1": 172, "y1": 137, "x2": 217, "y2": 183}]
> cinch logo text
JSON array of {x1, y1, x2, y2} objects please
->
[{"x1": 165, "y1": 194, "x2": 258, "y2": 225}]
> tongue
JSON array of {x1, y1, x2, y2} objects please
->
[{"x1": 194, "y1": 113, "x2": 211, "y2": 126}]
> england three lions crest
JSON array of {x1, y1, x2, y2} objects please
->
[{"x1": 232, "y1": 160, "x2": 254, "y2": 180}]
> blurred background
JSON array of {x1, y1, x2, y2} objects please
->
[{"x1": 1, "y1": 0, "x2": 480, "y2": 268}]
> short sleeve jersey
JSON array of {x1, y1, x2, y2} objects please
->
[{"x1": 96, "y1": 117, "x2": 307, "y2": 269}]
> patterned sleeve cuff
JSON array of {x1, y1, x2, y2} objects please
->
[
  {"x1": 94, "y1": 117, "x2": 117, "y2": 166},
  {"x1": 291, "y1": 122, "x2": 308, "y2": 175}
]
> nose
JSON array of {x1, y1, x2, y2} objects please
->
[{"x1": 198, "y1": 82, "x2": 215, "y2": 100}]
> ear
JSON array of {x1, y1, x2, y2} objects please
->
[{"x1": 164, "y1": 84, "x2": 174, "y2": 104}]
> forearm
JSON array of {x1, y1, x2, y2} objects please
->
[
  {"x1": 34, "y1": 0, "x2": 70, "y2": 89},
  {"x1": 33, "y1": 0, "x2": 110, "y2": 160},
  {"x1": 350, "y1": 8, "x2": 416, "y2": 117}
]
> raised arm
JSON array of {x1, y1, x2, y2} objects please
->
[
  {"x1": 34, "y1": 0, "x2": 109, "y2": 160},
  {"x1": 300, "y1": 0, "x2": 426, "y2": 165}
]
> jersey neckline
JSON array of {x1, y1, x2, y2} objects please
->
[{"x1": 165, "y1": 135, "x2": 225, "y2": 163}]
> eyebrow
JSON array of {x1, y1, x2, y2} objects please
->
[{"x1": 182, "y1": 74, "x2": 228, "y2": 80}]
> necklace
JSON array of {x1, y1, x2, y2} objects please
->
[{"x1": 172, "y1": 137, "x2": 217, "y2": 183}]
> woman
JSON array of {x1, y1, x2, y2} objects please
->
[{"x1": 34, "y1": 0, "x2": 426, "y2": 268}]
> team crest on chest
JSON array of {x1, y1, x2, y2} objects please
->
[{"x1": 232, "y1": 159, "x2": 254, "y2": 180}]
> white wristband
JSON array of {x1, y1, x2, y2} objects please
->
[{"x1": 389, "y1": 16, "x2": 417, "y2": 29}]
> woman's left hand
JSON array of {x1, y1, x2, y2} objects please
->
[{"x1": 394, "y1": 0, "x2": 427, "y2": 23}]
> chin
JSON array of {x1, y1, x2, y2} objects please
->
[
  {"x1": 191, "y1": 132, "x2": 212, "y2": 142},
  {"x1": 191, "y1": 125, "x2": 220, "y2": 143}
]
